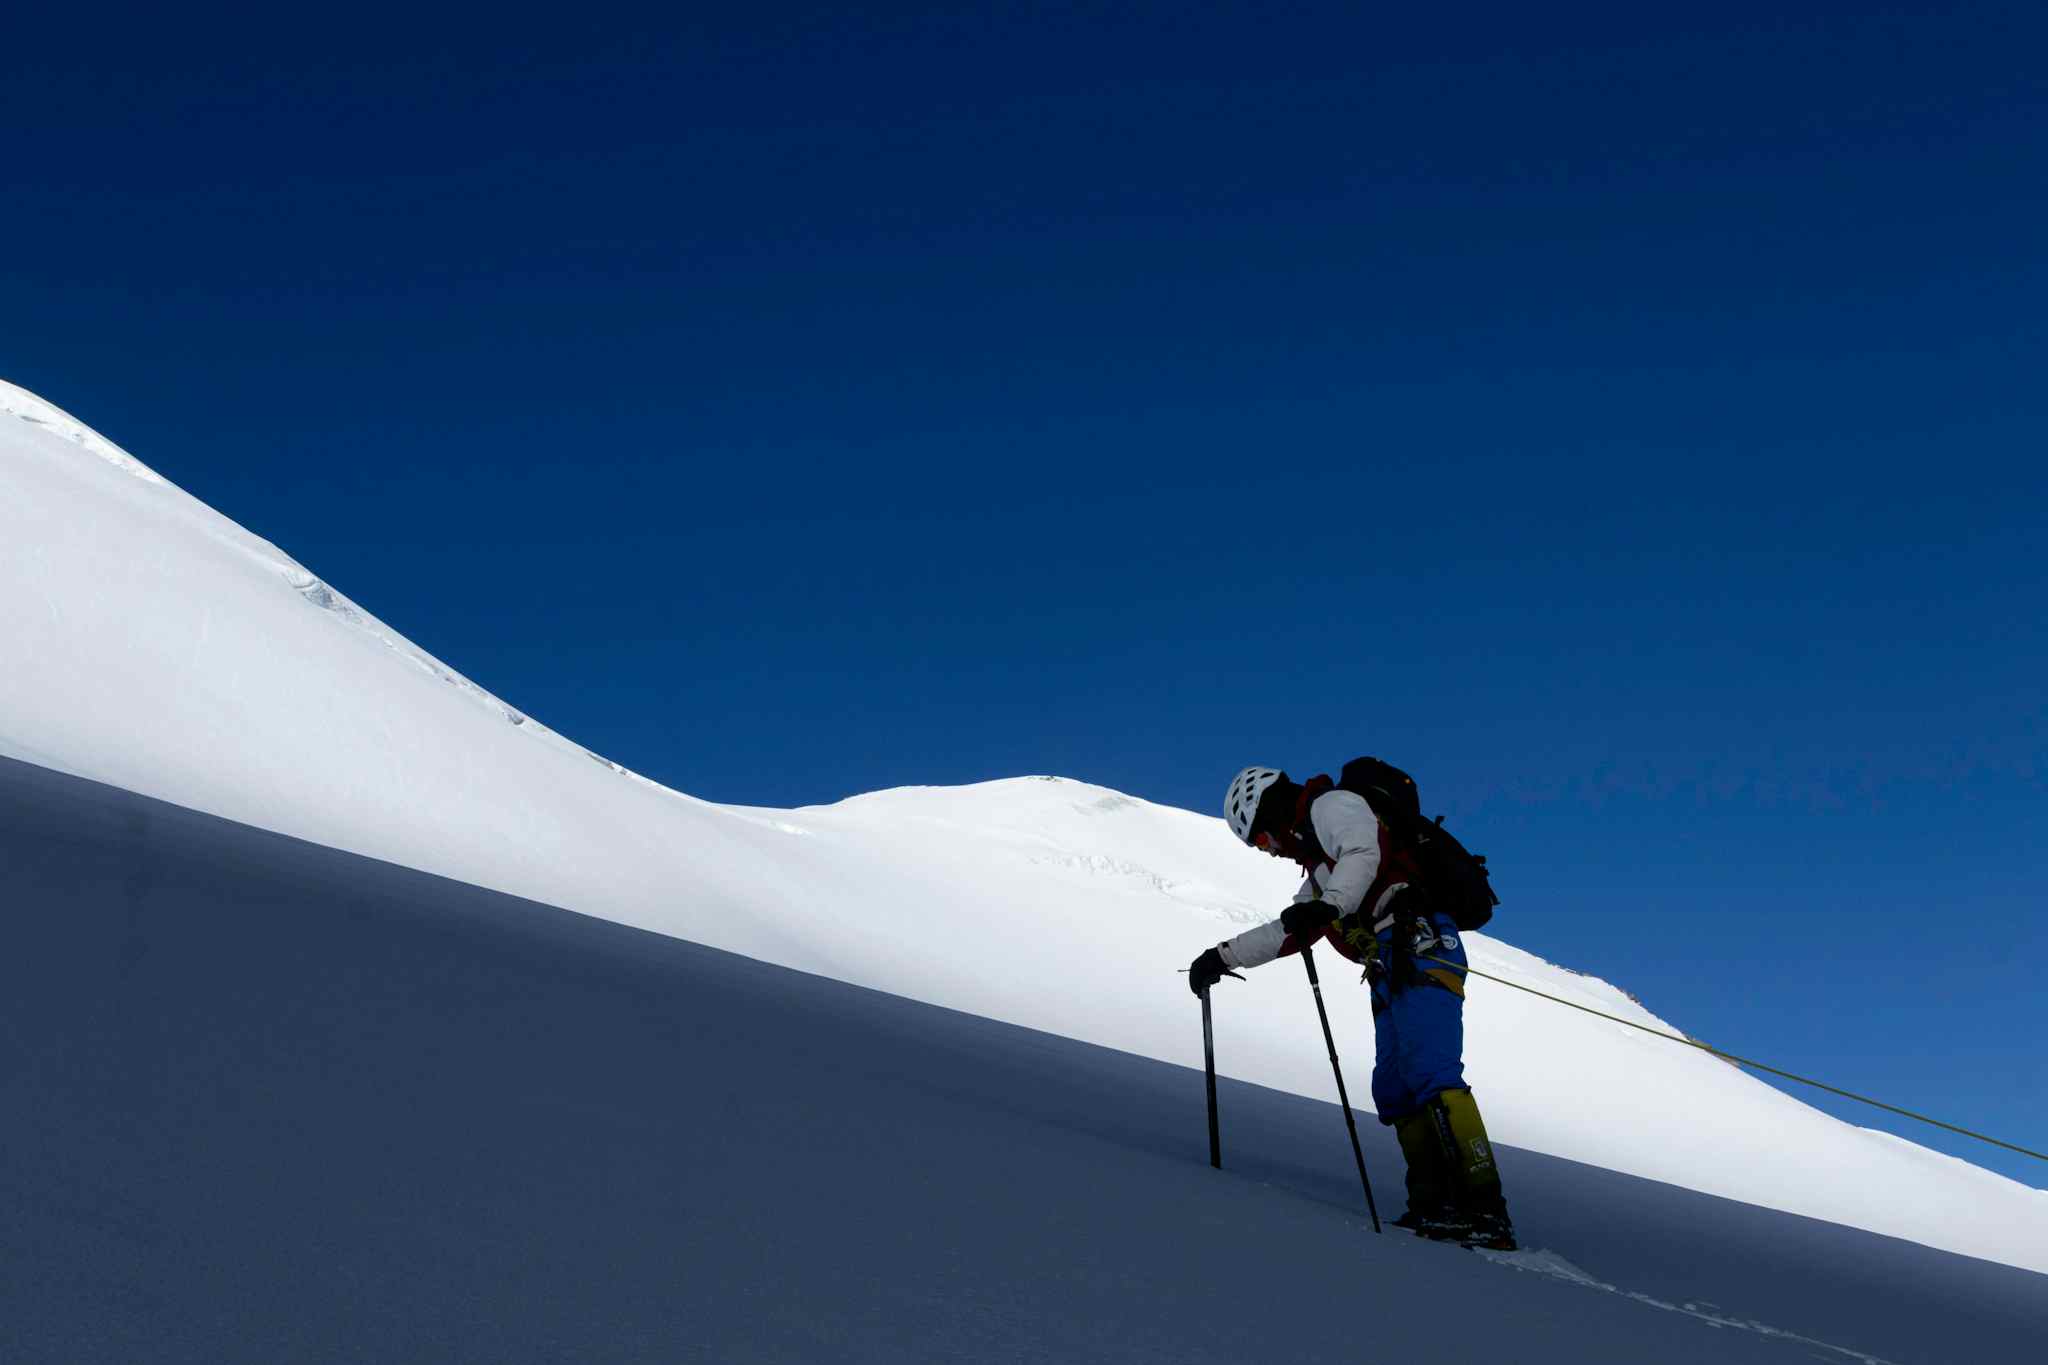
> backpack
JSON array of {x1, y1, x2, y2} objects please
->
[{"x1": 1336, "y1": 756, "x2": 1499, "y2": 932}]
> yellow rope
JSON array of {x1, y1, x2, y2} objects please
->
[{"x1": 1415, "y1": 953, "x2": 2048, "y2": 1164}]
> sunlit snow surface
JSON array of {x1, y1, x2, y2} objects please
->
[{"x1": 2, "y1": 378, "x2": 2043, "y2": 1273}]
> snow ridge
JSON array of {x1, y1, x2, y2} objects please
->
[
  {"x1": 0, "y1": 378, "x2": 166, "y2": 484},
  {"x1": 0, "y1": 378, "x2": 661, "y2": 786}
]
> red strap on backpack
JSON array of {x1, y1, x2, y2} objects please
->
[{"x1": 1291, "y1": 774, "x2": 1336, "y2": 871}]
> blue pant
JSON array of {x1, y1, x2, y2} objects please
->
[{"x1": 1369, "y1": 908, "x2": 1469, "y2": 1124}]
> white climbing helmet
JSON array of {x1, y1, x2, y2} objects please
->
[{"x1": 1223, "y1": 766, "x2": 1284, "y2": 845}]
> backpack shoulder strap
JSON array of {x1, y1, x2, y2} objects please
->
[
  {"x1": 1293, "y1": 774, "x2": 1334, "y2": 825},
  {"x1": 1290, "y1": 774, "x2": 1336, "y2": 869}
]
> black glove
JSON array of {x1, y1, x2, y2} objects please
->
[
  {"x1": 1187, "y1": 947, "x2": 1242, "y2": 996},
  {"x1": 1279, "y1": 900, "x2": 1340, "y2": 940}
]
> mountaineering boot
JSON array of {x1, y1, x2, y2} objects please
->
[
  {"x1": 1430, "y1": 1088, "x2": 1517, "y2": 1250},
  {"x1": 1460, "y1": 1211, "x2": 1517, "y2": 1252},
  {"x1": 1391, "y1": 1108, "x2": 1458, "y2": 1233},
  {"x1": 1407, "y1": 1208, "x2": 1482, "y2": 1244}
]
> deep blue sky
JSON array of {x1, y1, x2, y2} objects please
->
[{"x1": 7, "y1": 4, "x2": 2044, "y2": 1186}]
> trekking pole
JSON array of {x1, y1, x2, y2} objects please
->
[
  {"x1": 1300, "y1": 945, "x2": 1382, "y2": 1232},
  {"x1": 1201, "y1": 989, "x2": 1222, "y2": 1168}
]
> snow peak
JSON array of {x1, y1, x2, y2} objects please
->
[{"x1": 1338, "y1": 756, "x2": 1499, "y2": 933}]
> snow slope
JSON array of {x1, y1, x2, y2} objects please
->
[
  {"x1": 11, "y1": 753, "x2": 2044, "y2": 1364},
  {"x1": 2, "y1": 378, "x2": 2043, "y2": 1273}
]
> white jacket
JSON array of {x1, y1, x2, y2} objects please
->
[{"x1": 1216, "y1": 789, "x2": 1402, "y2": 971}]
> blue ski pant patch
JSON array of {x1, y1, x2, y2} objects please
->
[{"x1": 1370, "y1": 910, "x2": 1469, "y2": 1124}]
